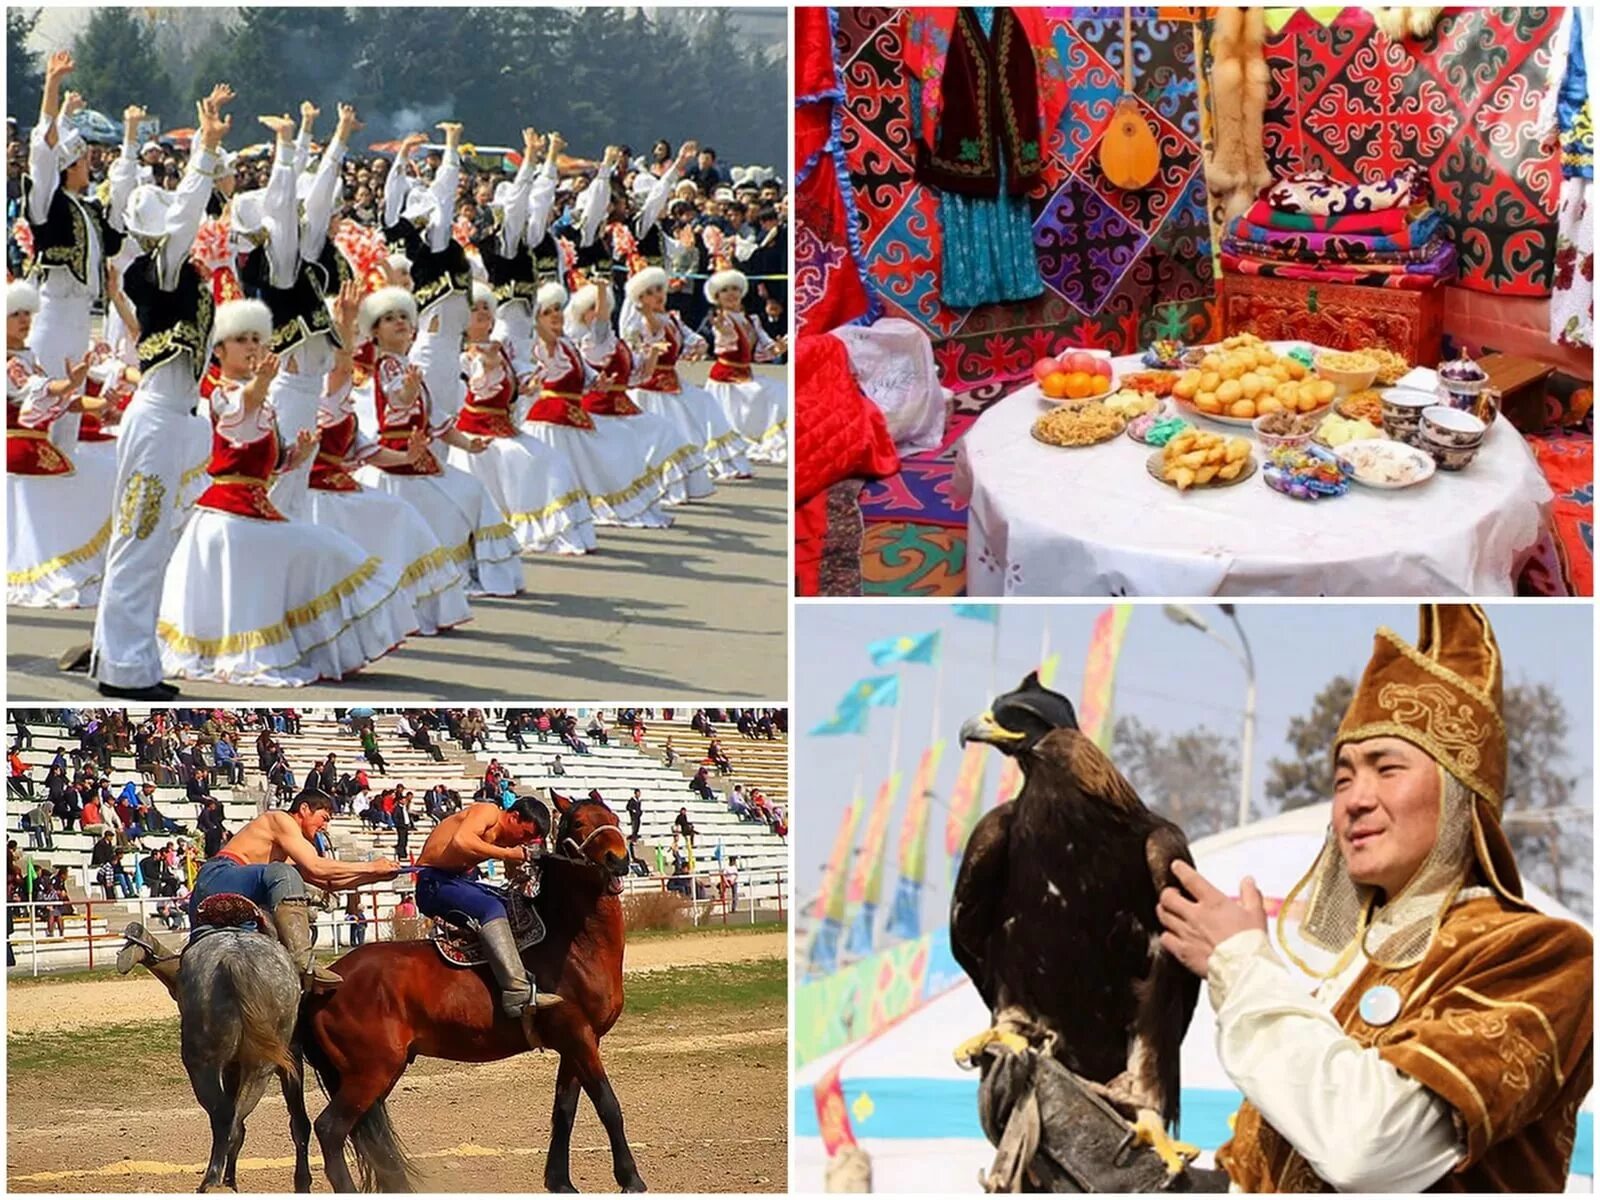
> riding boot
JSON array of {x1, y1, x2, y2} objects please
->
[
  {"x1": 271, "y1": 897, "x2": 341, "y2": 993},
  {"x1": 478, "y1": 917, "x2": 562, "y2": 1017},
  {"x1": 116, "y1": 921, "x2": 182, "y2": 1002}
]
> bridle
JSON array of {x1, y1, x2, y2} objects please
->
[{"x1": 549, "y1": 802, "x2": 629, "y2": 891}]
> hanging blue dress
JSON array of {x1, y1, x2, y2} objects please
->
[{"x1": 932, "y1": 7, "x2": 1045, "y2": 309}]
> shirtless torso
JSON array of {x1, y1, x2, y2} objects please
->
[{"x1": 418, "y1": 801, "x2": 535, "y2": 872}]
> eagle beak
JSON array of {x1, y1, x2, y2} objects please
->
[{"x1": 959, "y1": 711, "x2": 1026, "y2": 748}]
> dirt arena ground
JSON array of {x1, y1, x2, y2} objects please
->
[{"x1": 7, "y1": 928, "x2": 787, "y2": 1193}]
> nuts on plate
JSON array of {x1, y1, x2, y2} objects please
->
[{"x1": 1032, "y1": 404, "x2": 1126, "y2": 447}]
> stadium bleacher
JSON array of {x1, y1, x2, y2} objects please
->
[{"x1": 6, "y1": 708, "x2": 787, "y2": 973}]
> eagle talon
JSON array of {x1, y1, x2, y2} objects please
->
[
  {"x1": 1131, "y1": 1109, "x2": 1199, "y2": 1178},
  {"x1": 953, "y1": 1026, "x2": 1031, "y2": 1067}
]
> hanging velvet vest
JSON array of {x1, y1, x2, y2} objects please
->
[{"x1": 915, "y1": 6, "x2": 1045, "y2": 199}]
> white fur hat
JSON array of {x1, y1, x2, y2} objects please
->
[
  {"x1": 470, "y1": 281, "x2": 496, "y2": 310},
  {"x1": 123, "y1": 183, "x2": 176, "y2": 241},
  {"x1": 625, "y1": 266, "x2": 668, "y2": 304},
  {"x1": 704, "y1": 268, "x2": 747, "y2": 304},
  {"x1": 7, "y1": 277, "x2": 41, "y2": 315},
  {"x1": 359, "y1": 286, "x2": 418, "y2": 336},
  {"x1": 230, "y1": 188, "x2": 269, "y2": 246},
  {"x1": 385, "y1": 252, "x2": 413, "y2": 276},
  {"x1": 211, "y1": 298, "x2": 273, "y2": 346},
  {"x1": 535, "y1": 281, "x2": 567, "y2": 314},
  {"x1": 563, "y1": 282, "x2": 601, "y2": 326},
  {"x1": 56, "y1": 124, "x2": 88, "y2": 170}
]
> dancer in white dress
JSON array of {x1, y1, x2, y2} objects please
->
[
  {"x1": 303, "y1": 280, "x2": 473, "y2": 635},
  {"x1": 352, "y1": 286, "x2": 524, "y2": 597},
  {"x1": 565, "y1": 281, "x2": 702, "y2": 506},
  {"x1": 449, "y1": 284, "x2": 596, "y2": 554},
  {"x1": 621, "y1": 267, "x2": 753, "y2": 481},
  {"x1": 521, "y1": 283, "x2": 672, "y2": 529},
  {"x1": 701, "y1": 268, "x2": 788, "y2": 465},
  {"x1": 6, "y1": 279, "x2": 113, "y2": 608},
  {"x1": 156, "y1": 298, "x2": 416, "y2": 686}
]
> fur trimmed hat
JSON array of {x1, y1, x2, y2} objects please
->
[
  {"x1": 470, "y1": 281, "x2": 496, "y2": 310},
  {"x1": 359, "y1": 286, "x2": 418, "y2": 337},
  {"x1": 7, "y1": 277, "x2": 41, "y2": 315},
  {"x1": 535, "y1": 281, "x2": 568, "y2": 314},
  {"x1": 211, "y1": 298, "x2": 273, "y2": 345},
  {"x1": 704, "y1": 268, "x2": 747, "y2": 304},
  {"x1": 625, "y1": 266, "x2": 668, "y2": 304}
]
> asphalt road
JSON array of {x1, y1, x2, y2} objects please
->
[{"x1": 8, "y1": 369, "x2": 788, "y2": 702}]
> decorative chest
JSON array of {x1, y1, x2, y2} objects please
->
[{"x1": 1218, "y1": 273, "x2": 1445, "y2": 365}]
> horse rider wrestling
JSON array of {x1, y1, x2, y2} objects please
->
[
  {"x1": 118, "y1": 789, "x2": 400, "y2": 998},
  {"x1": 413, "y1": 794, "x2": 564, "y2": 1026}
]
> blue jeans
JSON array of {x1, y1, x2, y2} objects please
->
[
  {"x1": 415, "y1": 867, "x2": 508, "y2": 927},
  {"x1": 187, "y1": 857, "x2": 303, "y2": 929}
]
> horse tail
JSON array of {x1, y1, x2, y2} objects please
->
[
  {"x1": 219, "y1": 949, "x2": 299, "y2": 1079},
  {"x1": 350, "y1": 1100, "x2": 421, "y2": 1193}
]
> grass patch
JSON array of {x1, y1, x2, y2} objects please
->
[
  {"x1": 628, "y1": 918, "x2": 787, "y2": 943},
  {"x1": 621, "y1": 956, "x2": 786, "y2": 1019},
  {"x1": 8, "y1": 1017, "x2": 180, "y2": 1092},
  {"x1": 9, "y1": 964, "x2": 144, "y2": 987}
]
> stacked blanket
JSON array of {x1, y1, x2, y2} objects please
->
[{"x1": 1223, "y1": 169, "x2": 1456, "y2": 288}]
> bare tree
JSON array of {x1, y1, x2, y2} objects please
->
[
  {"x1": 1112, "y1": 716, "x2": 1239, "y2": 839},
  {"x1": 1264, "y1": 676, "x2": 1355, "y2": 812}
]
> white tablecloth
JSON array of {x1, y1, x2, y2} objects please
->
[{"x1": 952, "y1": 344, "x2": 1554, "y2": 596}]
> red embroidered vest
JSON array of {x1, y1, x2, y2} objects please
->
[
  {"x1": 456, "y1": 342, "x2": 522, "y2": 439},
  {"x1": 581, "y1": 338, "x2": 643, "y2": 416},
  {"x1": 6, "y1": 356, "x2": 73, "y2": 477},
  {"x1": 708, "y1": 314, "x2": 755, "y2": 384},
  {"x1": 309, "y1": 412, "x2": 362, "y2": 493},
  {"x1": 641, "y1": 317, "x2": 683, "y2": 394},
  {"x1": 372, "y1": 351, "x2": 443, "y2": 476},
  {"x1": 195, "y1": 408, "x2": 286, "y2": 522},
  {"x1": 525, "y1": 339, "x2": 596, "y2": 430}
]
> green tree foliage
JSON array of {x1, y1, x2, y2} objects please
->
[
  {"x1": 70, "y1": 7, "x2": 176, "y2": 131},
  {"x1": 7, "y1": 9, "x2": 43, "y2": 125},
  {"x1": 1263, "y1": 676, "x2": 1355, "y2": 812},
  {"x1": 1112, "y1": 715, "x2": 1241, "y2": 840}
]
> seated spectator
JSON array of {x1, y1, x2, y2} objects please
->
[
  {"x1": 770, "y1": 803, "x2": 787, "y2": 839},
  {"x1": 22, "y1": 800, "x2": 54, "y2": 849},
  {"x1": 587, "y1": 714, "x2": 609, "y2": 745},
  {"x1": 212, "y1": 735, "x2": 245, "y2": 785},
  {"x1": 727, "y1": 784, "x2": 755, "y2": 821},
  {"x1": 673, "y1": 806, "x2": 698, "y2": 844},
  {"x1": 505, "y1": 714, "x2": 529, "y2": 751},
  {"x1": 755, "y1": 712, "x2": 777, "y2": 740},
  {"x1": 8, "y1": 746, "x2": 34, "y2": 799},
  {"x1": 689, "y1": 767, "x2": 716, "y2": 803},
  {"x1": 748, "y1": 786, "x2": 773, "y2": 825},
  {"x1": 414, "y1": 723, "x2": 445, "y2": 762},
  {"x1": 736, "y1": 711, "x2": 756, "y2": 739},
  {"x1": 548, "y1": 755, "x2": 567, "y2": 777},
  {"x1": 535, "y1": 712, "x2": 553, "y2": 742},
  {"x1": 706, "y1": 738, "x2": 732, "y2": 775},
  {"x1": 662, "y1": 737, "x2": 677, "y2": 768}
]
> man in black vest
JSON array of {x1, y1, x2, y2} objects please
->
[
  {"x1": 89, "y1": 84, "x2": 234, "y2": 701},
  {"x1": 23, "y1": 51, "x2": 139, "y2": 379}
]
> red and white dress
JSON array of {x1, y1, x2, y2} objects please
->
[
  {"x1": 304, "y1": 378, "x2": 473, "y2": 634},
  {"x1": 353, "y1": 347, "x2": 523, "y2": 596},
  {"x1": 622, "y1": 308, "x2": 752, "y2": 481},
  {"x1": 6, "y1": 347, "x2": 114, "y2": 607},
  {"x1": 574, "y1": 317, "x2": 705, "y2": 506},
  {"x1": 448, "y1": 339, "x2": 596, "y2": 554},
  {"x1": 703, "y1": 310, "x2": 787, "y2": 465},
  {"x1": 522, "y1": 336, "x2": 671, "y2": 528},
  {"x1": 156, "y1": 379, "x2": 416, "y2": 686}
]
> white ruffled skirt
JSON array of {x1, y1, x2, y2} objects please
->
[
  {"x1": 631, "y1": 382, "x2": 753, "y2": 481},
  {"x1": 304, "y1": 485, "x2": 473, "y2": 635},
  {"x1": 518, "y1": 420, "x2": 672, "y2": 528},
  {"x1": 178, "y1": 410, "x2": 213, "y2": 518},
  {"x1": 156, "y1": 508, "x2": 416, "y2": 687},
  {"x1": 355, "y1": 463, "x2": 524, "y2": 597},
  {"x1": 705, "y1": 375, "x2": 787, "y2": 465},
  {"x1": 445, "y1": 435, "x2": 597, "y2": 555},
  {"x1": 593, "y1": 410, "x2": 703, "y2": 506},
  {"x1": 624, "y1": 388, "x2": 717, "y2": 499},
  {"x1": 7, "y1": 449, "x2": 115, "y2": 608}
]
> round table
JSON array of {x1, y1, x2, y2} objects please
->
[{"x1": 952, "y1": 344, "x2": 1554, "y2": 596}]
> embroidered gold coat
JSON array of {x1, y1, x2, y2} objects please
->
[{"x1": 1216, "y1": 895, "x2": 1593, "y2": 1192}]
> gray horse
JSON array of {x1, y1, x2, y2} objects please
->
[{"x1": 179, "y1": 927, "x2": 314, "y2": 1192}]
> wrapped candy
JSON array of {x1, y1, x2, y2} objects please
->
[
  {"x1": 1263, "y1": 444, "x2": 1353, "y2": 501},
  {"x1": 1141, "y1": 338, "x2": 1186, "y2": 368}
]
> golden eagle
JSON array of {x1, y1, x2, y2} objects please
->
[{"x1": 952, "y1": 671, "x2": 1200, "y2": 1174}]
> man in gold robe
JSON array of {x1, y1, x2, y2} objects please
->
[{"x1": 1157, "y1": 603, "x2": 1592, "y2": 1192}]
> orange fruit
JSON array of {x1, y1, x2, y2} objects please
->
[
  {"x1": 1065, "y1": 371, "x2": 1093, "y2": 399},
  {"x1": 1042, "y1": 371, "x2": 1072, "y2": 399}
]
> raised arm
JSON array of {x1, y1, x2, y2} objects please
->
[
  {"x1": 525, "y1": 131, "x2": 563, "y2": 248},
  {"x1": 105, "y1": 105, "x2": 147, "y2": 233},
  {"x1": 293, "y1": 100, "x2": 317, "y2": 176},
  {"x1": 637, "y1": 141, "x2": 693, "y2": 238},
  {"x1": 27, "y1": 52, "x2": 75, "y2": 222},
  {"x1": 258, "y1": 114, "x2": 299, "y2": 287},
  {"x1": 301, "y1": 102, "x2": 358, "y2": 261},
  {"x1": 573, "y1": 146, "x2": 619, "y2": 249},
  {"x1": 425, "y1": 121, "x2": 463, "y2": 252},
  {"x1": 496, "y1": 127, "x2": 541, "y2": 257},
  {"x1": 384, "y1": 132, "x2": 426, "y2": 229},
  {"x1": 158, "y1": 88, "x2": 233, "y2": 284}
]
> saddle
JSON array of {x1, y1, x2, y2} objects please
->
[
  {"x1": 431, "y1": 862, "x2": 547, "y2": 968},
  {"x1": 184, "y1": 893, "x2": 276, "y2": 954}
]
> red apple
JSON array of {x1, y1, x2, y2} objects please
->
[
  {"x1": 1032, "y1": 357, "x2": 1061, "y2": 383},
  {"x1": 1091, "y1": 357, "x2": 1114, "y2": 379}
]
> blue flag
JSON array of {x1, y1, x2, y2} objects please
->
[
  {"x1": 809, "y1": 700, "x2": 869, "y2": 737},
  {"x1": 886, "y1": 875, "x2": 923, "y2": 941},
  {"x1": 953, "y1": 605, "x2": 1000, "y2": 624},
  {"x1": 867, "y1": 631, "x2": 940, "y2": 667},
  {"x1": 848, "y1": 674, "x2": 900, "y2": 708}
]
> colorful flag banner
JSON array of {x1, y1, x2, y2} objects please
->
[
  {"x1": 944, "y1": 741, "x2": 990, "y2": 877},
  {"x1": 813, "y1": 792, "x2": 864, "y2": 922},
  {"x1": 1078, "y1": 604, "x2": 1133, "y2": 750},
  {"x1": 995, "y1": 653, "x2": 1060, "y2": 805},
  {"x1": 953, "y1": 604, "x2": 1000, "y2": 623},
  {"x1": 886, "y1": 743, "x2": 943, "y2": 941},
  {"x1": 846, "y1": 772, "x2": 901, "y2": 906},
  {"x1": 867, "y1": 631, "x2": 940, "y2": 667},
  {"x1": 809, "y1": 674, "x2": 900, "y2": 736}
]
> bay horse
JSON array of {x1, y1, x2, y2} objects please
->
[
  {"x1": 302, "y1": 792, "x2": 642, "y2": 1193},
  {"x1": 179, "y1": 916, "x2": 314, "y2": 1192}
]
